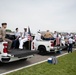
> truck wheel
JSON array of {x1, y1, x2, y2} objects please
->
[
  {"x1": 0, "y1": 62, "x2": 3, "y2": 66},
  {"x1": 38, "y1": 45, "x2": 47, "y2": 55}
]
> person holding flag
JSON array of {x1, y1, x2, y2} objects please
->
[
  {"x1": 28, "y1": 26, "x2": 32, "y2": 41},
  {"x1": 28, "y1": 26, "x2": 32, "y2": 50},
  {"x1": 19, "y1": 28, "x2": 28, "y2": 49}
]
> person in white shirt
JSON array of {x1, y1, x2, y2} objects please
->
[
  {"x1": 34, "y1": 31, "x2": 42, "y2": 41},
  {"x1": 53, "y1": 31, "x2": 58, "y2": 45},
  {"x1": 68, "y1": 37, "x2": 73, "y2": 53},
  {"x1": 13, "y1": 28, "x2": 21, "y2": 49},
  {"x1": 53, "y1": 31, "x2": 57, "y2": 39},
  {"x1": 14, "y1": 28, "x2": 21, "y2": 38},
  {"x1": 58, "y1": 33, "x2": 61, "y2": 39},
  {"x1": 66, "y1": 33, "x2": 70, "y2": 39},
  {"x1": 70, "y1": 33, "x2": 73, "y2": 38},
  {"x1": 19, "y1": 28, "x2": 28, "y2": 49},
  {"x1": 61, "y1": 35, "x2": 65, "y2": 46}
]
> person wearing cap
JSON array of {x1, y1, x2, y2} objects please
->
[
  {"x1": 19, "y1": 28, "x2": 28, "y2": 49},
  {"x1": 0, "y1": 23, "x2": 12, "y2": 49},
  {"x1": 34, "y1": 30, "x2": 42, "y2": 41}
]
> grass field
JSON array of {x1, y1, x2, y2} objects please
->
[{"x1": 7, "y1": 51, "x2": 76, "y2": 75}]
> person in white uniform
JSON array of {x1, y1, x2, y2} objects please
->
[
  {"x1": 58, "y1": 33, "x2": 61, "y2": 39},
  {"x1": 19, "y1": 28, "x2": 28, "y2": 49},
  {"x1": 61, "y1": 35, "x2": 65, "y2": 46},
  {"x1": 53, "y1": 31, "x2": 57, "y2": 39},
  {"x1": 34, "y1": 31, "x2": 42, "y2": 41}
]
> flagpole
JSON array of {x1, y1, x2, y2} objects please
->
[
  {"x1": 28, "y1": 26, "x2": 31, "y2": 50},
  {"x1": 29, "y1": 38, "x2": 30, "y2": 50}
]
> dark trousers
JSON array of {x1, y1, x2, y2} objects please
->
[
  {"x1": 13, "y1": 39, "x2": 19, "y2": 48},
  {"x1": 68, "y1": 44, "x2": 73, "y2": 53}
]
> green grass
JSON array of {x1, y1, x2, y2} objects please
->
[{"x1": 7, "y1": 51, "x2": 76, "y2": 75}]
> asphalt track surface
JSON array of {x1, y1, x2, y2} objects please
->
[{"x1": 0, "y1": 49, "x2": 75, "y2": 74}]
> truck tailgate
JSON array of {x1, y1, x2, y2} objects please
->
[{"x1": 8, "y1": 49, "x2": 38, "y2": 57}]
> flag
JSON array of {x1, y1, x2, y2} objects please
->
[
  {"x1": 56, "y1": 37, "x2": 60, "y2": 46},
  {"x1": 28, "y1": 26, "x2": 31, "y2": 36},
  {"x1": 28, "y1": 26, "x2": 32, "y2": 41}
]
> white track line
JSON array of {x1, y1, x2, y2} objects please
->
[{"x1": 1, "y1": 52, "x2": 69, "y2": 75}]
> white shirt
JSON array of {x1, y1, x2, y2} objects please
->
[
  {"x1": 22, "y1": 32, "x2": 28, "y2": 38},
  {"x1": 14, "y1": 32, "x2": 20, "y2": 37},
  {"x1": 61, "y1": 36, "x2": 64, "y2": 40},
  {"x1": 53, "y1": 33, "x2": 57, "y2": 38},
  {"x1": 58, "y1": 34, "x2": 61, "y2": 39},
  {"x1": 66, "y1": 35, "x2": 70, "y2": 39},
  {"x1": 61, "y1": 36, "x2": 65, "y2": 45},
  {"x1": 69, "y1": 38, "x2": 73, "y2": 44},
  {"x1": 70, "y1": 34, "x2": 73, "y2": 37},
  {"x1": 34, "y1": 33, "x2": 42, "y2": 40}
]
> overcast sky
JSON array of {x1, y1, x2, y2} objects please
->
[{"x1": 0, "y1": 0, "x2": 76, "y2": 33}]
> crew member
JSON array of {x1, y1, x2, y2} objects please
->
[
  {"x1": 19, "y1": 28, "x2": 28, "y2": 49},
  {"x1": 34, "y1": 30, "x2": 42, "y2": 41}
]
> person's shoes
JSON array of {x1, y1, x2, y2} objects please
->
[
  {"x1": 8, "y1": 50, "x2": 11, "y2": 53},
  {"x1": 13, "y1": 47, "x2": 15, "y2": 49},
  {"x1": 19, "y1": 48, "x2": 23, "y2": 50}
]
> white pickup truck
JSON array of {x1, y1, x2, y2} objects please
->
[
  {"x1": 31, "y1": 39, "x2": 63, "y2": 55},
  {"x1": 0, "y1": 34, "x2": 38, "y2": 63}
]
